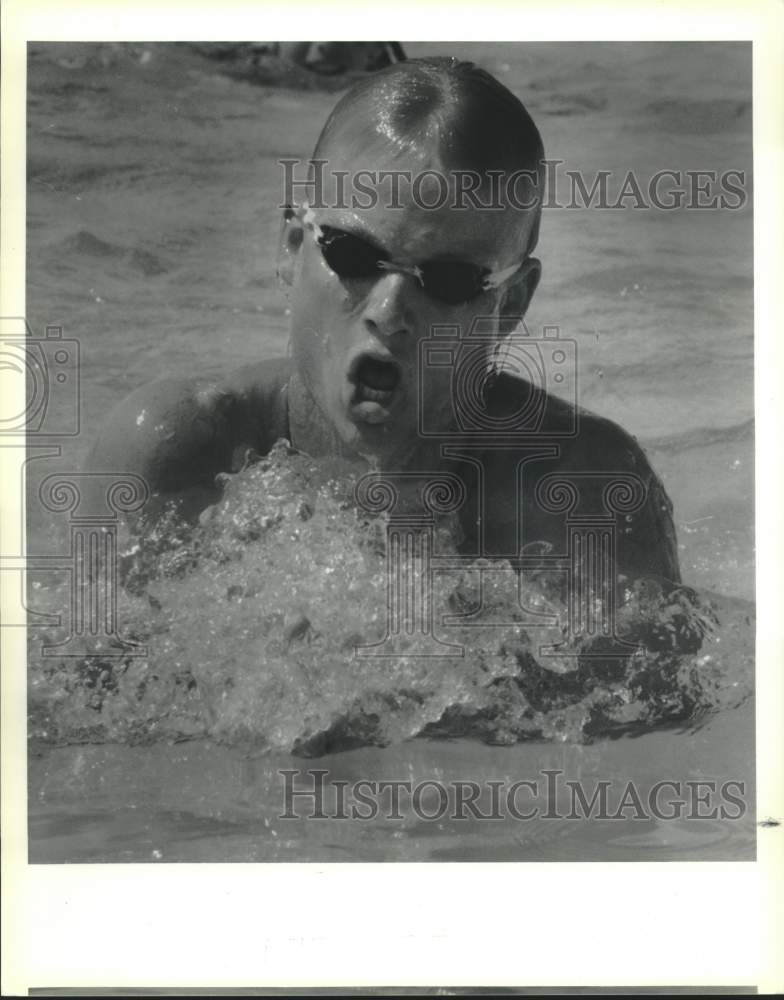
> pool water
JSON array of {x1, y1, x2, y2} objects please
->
[{"x1": 25, "y1": 41, "x2": 755, "y2": 862}]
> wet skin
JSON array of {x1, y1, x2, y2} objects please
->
[{"x1": 87, "y1": 164, "x2": 681, "y2": 583}]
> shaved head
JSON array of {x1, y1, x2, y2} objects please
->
[{"x1": 311, "y1": 56, "x2": 545, "y2": 252}]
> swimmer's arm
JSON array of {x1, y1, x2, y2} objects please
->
[
  {"x1": 85, "y1": 358, "x2": 291, "y2": 511},
  {"x1": 618, "y1": 452, "x2": 681, "y2": 584},
  {"x1": 487, "y1": 379, "x2": 681, "y2": 583},
  {"x1": 580, "y1": 416, "x2": 682, "y2": 584},
  {"x1": 531, "y1": 389, "x2": 681, "y2": 583}
]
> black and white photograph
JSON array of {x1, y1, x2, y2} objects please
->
[
  {"x1": 2, "y1": 4, "x2": 783, "y2": 993},
  {"x1": 20, "y1": 38, "x2": 757, "y2": 862}
]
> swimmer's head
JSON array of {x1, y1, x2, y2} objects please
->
[
  {"x1": 312, "y1": 56, "x2": 545, "y2": 252},
  {"x1": 279, "y1": 57, "x2": 546, "y2": 464}
]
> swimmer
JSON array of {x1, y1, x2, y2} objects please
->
[{"x1": 87, "y1": 57, "x2": 680, "y2": 583}]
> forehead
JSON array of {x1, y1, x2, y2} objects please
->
[{"x1": 312, "y1": 148, "x2": 532, "y2": 265}]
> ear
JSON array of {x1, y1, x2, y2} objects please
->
[
  {"x1": 497, "y1": 257, "x2": 541, "y2": 335},
  {"x1": 276, "y1": 207, "x2": 305, "y2": 287}
]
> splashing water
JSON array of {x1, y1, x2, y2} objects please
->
[{"x1": 28, "y1": 442, "x2": 753, "y2": 754}]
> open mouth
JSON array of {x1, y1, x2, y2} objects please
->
[{"x1": 348, "y1": 353, "x2": 403, "y2": 420}]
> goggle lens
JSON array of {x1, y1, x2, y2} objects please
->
[{"x1": 316, "y1": 227, "x2": 488, "y2": 305}]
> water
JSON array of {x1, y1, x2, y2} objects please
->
[
  {"x1": 25, "y1": 41, "x2": 754, "y2": 861},
  {"x1": 29, "y1": 705, "x2": 756, "y2": 862}
]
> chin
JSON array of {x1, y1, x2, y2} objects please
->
[{"x1": 343, "y1": 415, "x2": 416, "y2": 465}]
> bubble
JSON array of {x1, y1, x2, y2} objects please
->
[{"x1": 28, "y1": 443, "x2": 754, "y2": 753}]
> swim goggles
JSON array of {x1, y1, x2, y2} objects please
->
[{"x1": 292, "y1": 203, "x2": 525, "y2": 306}]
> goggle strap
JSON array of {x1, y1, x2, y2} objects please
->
[
  {"x1": 301, "y1": 203, "x2": 323, "y2": 241},
  {"x1": 483, "y1": 260, "x2": 524, "y2": 289}
]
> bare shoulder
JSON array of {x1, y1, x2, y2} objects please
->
[
  {"x1": 486, "y1": 372, "x2": 661, "y2": 474},
  {"x1": 86, "y1": 358, "x2": 291, "y2": 496},
  {"x1": 542, "y1": 390, "x2": 680, "y2": 582},
  {"x1": 483, "y1": 374, "x2": 680, "y2": 581}
]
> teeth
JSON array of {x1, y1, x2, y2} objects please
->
[{"x1": 358, "y1": 382, "x2": 393, "y2": 403}]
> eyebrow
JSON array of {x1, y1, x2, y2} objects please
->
[
  {"x1": 305, "y1": 205, "x2": 380, "y2": 244},
  {"x1": 318, "y1": 220, "x2": 389, "y2": 256}
]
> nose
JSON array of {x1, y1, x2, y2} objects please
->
[{"x1": 361, "y1": 271, "x2": 417, "y2": 342}]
